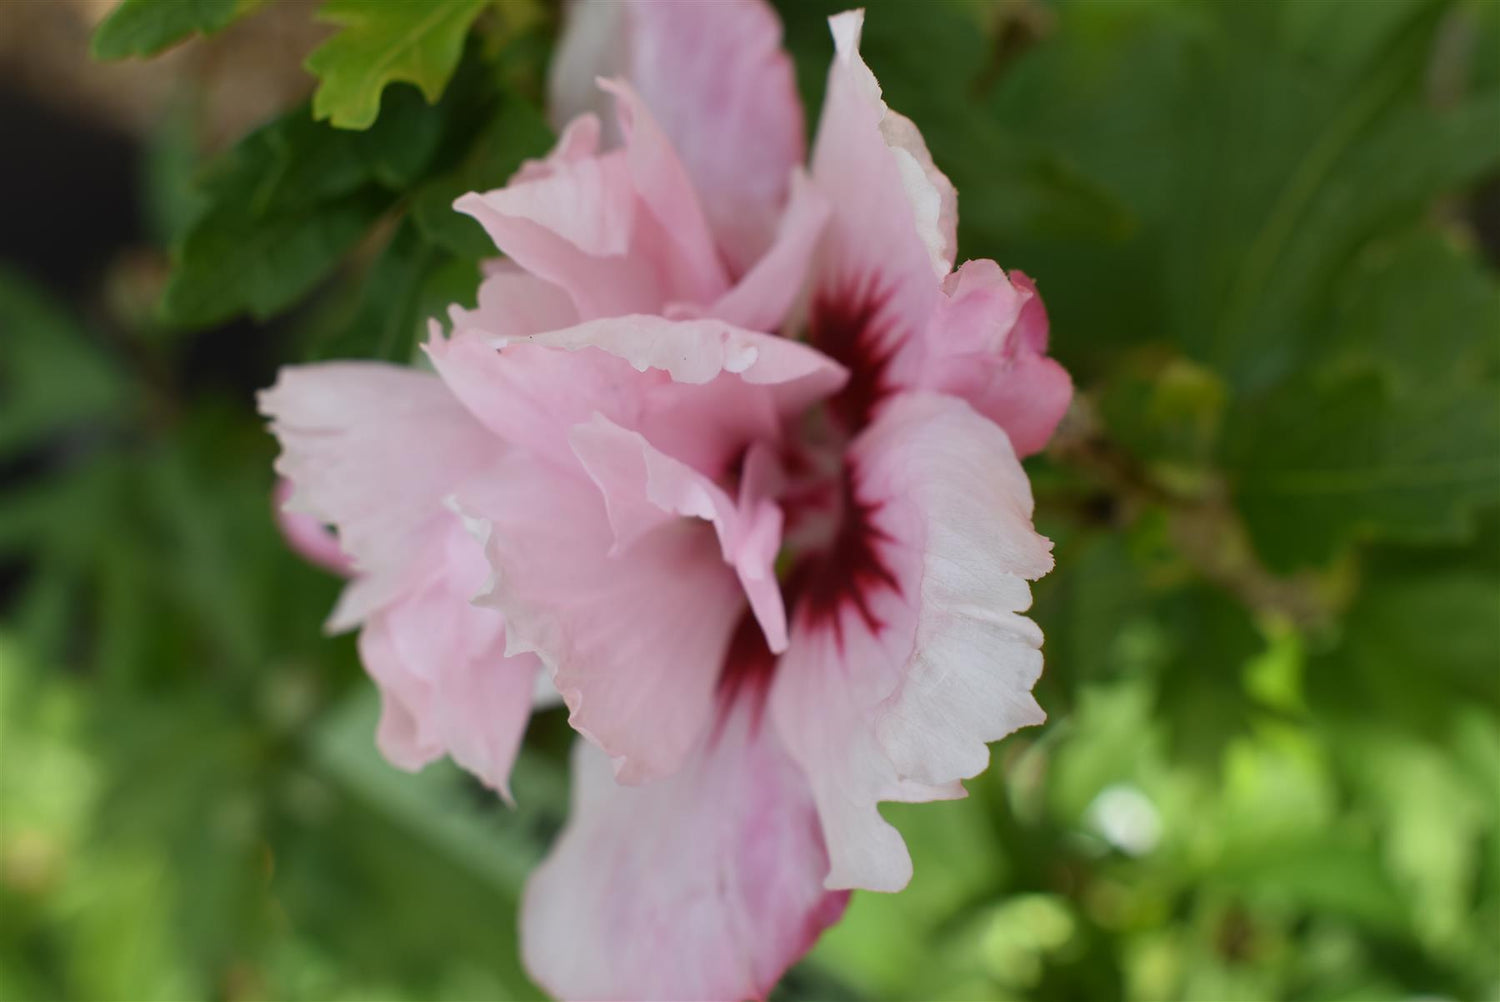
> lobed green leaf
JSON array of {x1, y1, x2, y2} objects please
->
[{"x1": 306, "y1": 0, "x2": 493, "y2": 130}]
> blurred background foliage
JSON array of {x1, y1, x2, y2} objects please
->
[{"x1": 1, "y1": 0, "x2": 1497, "y2": 999}]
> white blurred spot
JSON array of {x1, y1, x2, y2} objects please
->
[{"x1": 1086, "y1": 783, "x2": 1162, "y2": 856}]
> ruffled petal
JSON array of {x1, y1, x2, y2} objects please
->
[
  {"x1": 424, "y1": 326, "x2": 639, "y2": 472},
  {"x1": 459, "y1": 79, "x2": 737, "y2": 320},
  {"x1": 258, "y1": 362, "x2": 496, "y2": 628},
  {"x1": 770, "y1": 393, "x2": 1052, "y2": 891},
  {"x1": 521, "y1": 704, "x2": 847, "y2": 1002},
  {"x1": 569, "y1": 412, "x2": 788, "y2": 652},
  {"x1": 550, "y1": 0, "x2": 805, "y2": 275},
  {"x1": 428, "y1": 316, "x2": 845, "y2": 478},
  {"x1": 920, "y1": 262, "x2": 1073, "y2": 456},
  {"x1": 262, "y1": 365, "x2": 538, "y2": 797},
  {"x1": 455, "y1": 454, "x2": 745, "y2": 784},
  {"x1": 697, "y1": 169, "x2": 829, "y2": 333},
  {"x1": 358, "y1": 513, "x2": 540, "y2": 801},
  {"x1": 455, "y1": 144, "x2": 663, "y2": 319}
]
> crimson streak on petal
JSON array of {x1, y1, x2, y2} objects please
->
[
  {"x1": 810, "y1": 273, "x2": 898, "y2": 432},
  {"x1": 715, "y1": 607, "x2": 780, "y2": 734},
  {"x1": 790, "y1": 469, "x2": 900, "y2": 651}
]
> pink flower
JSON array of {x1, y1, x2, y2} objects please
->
[{"x1": 261, "y1": 3, "x2": 1072, "y2": 999}]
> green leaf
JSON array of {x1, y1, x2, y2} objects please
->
[
  {"x1": 163, "y1": 189, "x2": 390, "y2": 328},
  {"x1": 1228, "y1": 371, "x2": 1500, "y2": 570},
  {"x1": 982, "y1": 0, "x2": 1499, "y2": 387},
  {"x1": 91, "y1": 0, "x2": 247, "y2": 60},
  {"x1": 161, "y1": 103, "x2": 390, "y2": 327},
  {"x1": 1340, "y1": 732, "x2": 1491, "y2": 952},
  {"x1": 142, "y1": 104, "x2": 209, "y2": 246},
  {"x1": 161, "y1": 45, "x2": 518, "y2": 329},
  {"x1": 311, "y1": 220, "x2": 478, "y2": 363},
  {"x1": 1226, "y1": 230, "x2": 1500, "y2": 569},
  {"x1": 1214, "y1": 836, "x2": 1408, "y2": 933},
  {"x1": 1221, "y1": 88, "x2": 1500, "y2": 389},
  {"x1": 309, "y1": 689, "x2": 561, "y2": 897},
  {"x1": 193, "y1": 82, "x2": 454, "y2": 216},
  {"x1": 300, "y1": 688, "x2": 558, "y2": 998},
  {"x1": 159, "y1": 98, "x2": 424, "y2": 328},
  {"x1": 306, "y1": 0, "x2": 492, "y2": 130},
  {"x1": 1309, "y1": 547, "x2": 1500, "y2": 737},
  {"x1": 1323, "y1": 229, "x2": 1500, "y2": 391},
  {"x1": 1153, "y1": 585, "x2": 1266, "y2": 763}
]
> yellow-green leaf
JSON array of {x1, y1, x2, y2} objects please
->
[{"x1": 305, "y1": 0, "x2": 491, "y2": 130}]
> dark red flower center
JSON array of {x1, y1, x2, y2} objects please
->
[
  {"x1": 714, "y1": 276, "x2": 906, "y2": 716},
  {"x1": 795, "y1": 275, "x2": 906, "y2": 644}
]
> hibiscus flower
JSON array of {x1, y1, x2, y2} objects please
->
[{"x1": 261, "y1": 2, "x2": 1071, "y2": 999}]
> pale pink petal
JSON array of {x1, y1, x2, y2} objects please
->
[
  {"x1": 804, "y1": 10, "x2": 952, "y2": 425},
  {"x1": 423, "y1": 326, "x2": 639, "y2": 475},
  {"x1": 925, "y1": 350, "x2": 1072, "y2": 459},
  {"x1": 518, "y1": 110, "x2": 606, "y2": 182},
  {"x1": 357, "y1": 512, "x2": 541, "y2": 801},
  {"x1": 359, "y1": 614, "x2": 440, "y2": 773},
  {"x1": 928, "y1": 259, "x2": 1026, "y2": 355},
  {"x1": 696, "y1": 169, "x2": 830, "y2": 333},
  {"x1": 550, "y1": 0, "x2": 805, "y2": 274},
  {"x1": 455, "y1": 454, "x2": 745, "y2": 784},
  {"x1": 522, "y1": 704, "x2": 847, "y2": 1002},
  {"x1": 262, "y1": 365, "x2": 540, "y2": 796},
  {"x1": 428, "y1": 316, "x2": 845, "y2": 478},
  {"x1": 569, "y1": 412, "x2": 788, "y2": 652},
  {"x1": 466, "y1": 149, "x2": 633, "y2": 257},
  {"x1": 515, "y1": 314, "x2": 842, "y2": 391},
  {"x1": 326, "y1": 563, "x2": 422, "y2": 636},
  {"x1": 600, "y1": 79, "x2": 729, "y2": 304},
  {"x1": 459, "y1": 79, "x2": 741, "y2": 321},
  {"x1": 919, "y1": 262, "x2": 1073, "y2": 456},
  {"x1": 446, "y1": 260, "x2": 579, "y2": 338},
  {"x1": 548, "y1": 2, "x2": 627, "y2": 143},
  {"x1": 526, "y1": 316, "x2": 845, "y2": 476},
  {"x1": 455, "y1": 149, "x2": 665, "y2": 319},
  {"x1": 1011, "y1": 271, "x2": 1052, "y2": 353},
  {"x1": 258, "y1": 363, "x2": 496, "y2": 627},
  {"x1": 770, "y1": 393, "x2": 1052, "y2": 891},
  {"x1": 876, "y1": 108, "x2": 958, "y2": 281},
  {"x1": 814, "y1": 8, "x2": 954, "y2": 277},
  {"x1": 272, "y1": 478, "x2": 353, "y2": 575}
]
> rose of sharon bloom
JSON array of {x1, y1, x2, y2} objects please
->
[{"x1": 261, "y1": 2, "x2": 1071, "y2": 999}]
